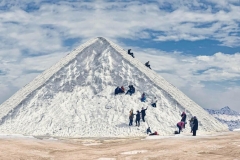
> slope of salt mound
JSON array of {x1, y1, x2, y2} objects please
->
[
  {"x1": 0, "y1": 86, "x2": 183, "y2": 137},
  {"x1": 0, "y1": 37, "x2": 228, "y2": 137}
]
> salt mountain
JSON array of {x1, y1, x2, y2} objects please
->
[
  {"x1": 0, "y1": 37, "x2": 228, "y2": 137},
  {"x1": 205, "y1": 106, "x2": 240, "y2": 131}
]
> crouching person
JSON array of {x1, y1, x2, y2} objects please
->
[
  {"x1": 177, "y1": 121, "x2": 185, "y2": 134},
  {"x1": 147, "y1": 127, "x2": 152, "y2": 134}
]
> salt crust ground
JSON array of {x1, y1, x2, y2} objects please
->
[{"x1": 0, "y1": 131, "x2": 240, "y2": 160}]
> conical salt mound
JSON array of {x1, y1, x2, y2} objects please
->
[{"x1": 0, "y1": 37, "x2": 228, "y2": 137}]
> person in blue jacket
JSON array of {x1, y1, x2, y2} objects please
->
[{"x1": 141, "y1": 93, "x2": 146, "y2": 102}]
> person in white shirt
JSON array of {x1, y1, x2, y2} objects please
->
[{"x1": 151, "y1": 97, "x2": 157, "y2": 107}]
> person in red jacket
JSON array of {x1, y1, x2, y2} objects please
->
[
  {"x1": 177, "y1": 121, "x2": 185, "y2": 134},
  {"x1": 149, "y1": 131, "x2": 159, "y2": 136},
  {"x1": 120, "y1": 86, "x2": 125, "y2": 93}
]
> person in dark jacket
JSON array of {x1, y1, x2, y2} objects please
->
[
  {"x1": 128, "y1": 49, "x2": 134, "y2": 58},
  {"x1": 125, "y1": 85, "x2": 135, "y2": 96},
  {"x1": 181, "y1": 112, "x2": 187, "y2": 128},
  {"x1": 147, "y1": 127, "x2": 152, "y2": 134},
  {"x1": 192, "y1": 116, "x2": 198, "y2": 136},
  {"x1": 131, "y1": 86, "x2": 135, "y2": 94},
  {"x1": 135, "y1": 110, "x2": 141, "y2": 127},
  {"x1": 115, "y1": 86, "x2": 120, "y2": 95},
  {"x1": 145, "y1": 61, "x2": 151, "y2": 69},
  {"x1": 119, "y1": 86, "x2": 125, "y2": 93},
  {"x1": 141, "y1": 107, "x2": 148, "y2": 122}
]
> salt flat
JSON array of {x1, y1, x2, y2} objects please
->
[{"x1": 0, "y1": 131, "x2": 239, "y2": 160}]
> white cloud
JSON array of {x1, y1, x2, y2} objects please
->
[
  {"x1": 183, "y1": 85, "x2": 240, "y2": 112},
  {"x1": 0, "y1": 51, "x2": 67, "y2": 101},
  {"x1": 0, "y1": 0, "x2": 240, "y2": 112},
  {"x1": 0, "y1": 0, "x2": 239, "y2": 48},
  {"x1": 129, "y1": 47, "x2": 240, "y2": 111}
]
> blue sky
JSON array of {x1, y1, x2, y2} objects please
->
[{"x1": 0, "y1": 0, "x2": 240, "y2": 111}]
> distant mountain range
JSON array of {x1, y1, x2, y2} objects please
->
[{"x1": 205, "y1": 106, "x2": 240, "y2": 131}]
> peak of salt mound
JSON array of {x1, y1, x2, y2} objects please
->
[{"x1": 0, "y1": 37, "x2": 228, "y2": 137}]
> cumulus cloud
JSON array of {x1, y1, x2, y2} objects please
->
[
  {"x1": 0, "y1": 0, "x2": 240, "y2": 48},
  {"x1": 0, "y1": 0, "x2": 240, "y2": 112},
  {"x1": 132, "y1": 47, "x2": 240, "y2": 111}
]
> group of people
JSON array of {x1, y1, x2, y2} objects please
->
[
  {"x1": 114, "y1": 85, "x2": 199, "y2": 136},
  {"x1": 176, "y1": 112, "x2": 199, "y2": 136},
  {"x1": 127, "y1": 49, "x2": 152, "y2": 70},
  {"x1": 114, "y1": 85, "x2": 160, "y2": 134},
  {"x1": 115, "y1": 85, "x2": 136, "y2": 96},
  {"x1": 115, "y1": 50, "x2": 200, "y2": 136},
  {"x1": 141, "y1": 93, "x2": 158, "y2": 108},
  {"x1": 115, "y1": 86, "x2": 157, "y2": 107},
  {"x1": 129, "y1": 107, "x2": 148, "y2": 127}
]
